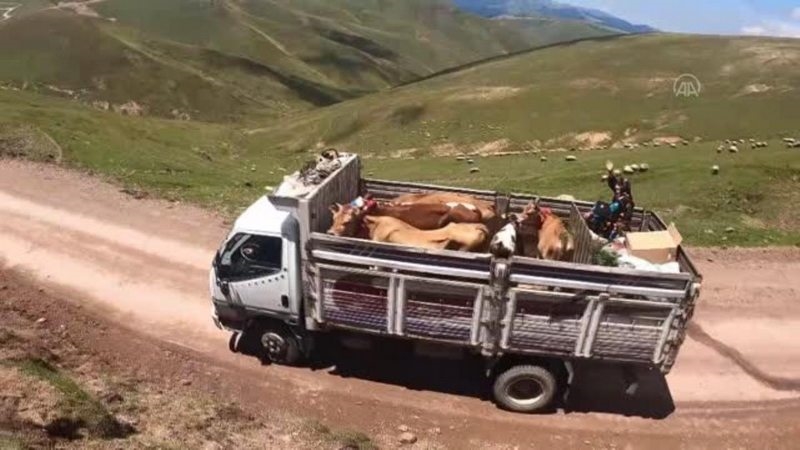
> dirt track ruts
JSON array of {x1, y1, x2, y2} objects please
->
[{"x1": 1, "y1": 160, "x2": 799, "y2": 447}]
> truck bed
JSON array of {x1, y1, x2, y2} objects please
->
[
  {"x1": 303, "y1": 177, "x2": 700, "y2": 373},
  {"x1": 268, "y1": 155, "x2": 700, "y2": 372}
]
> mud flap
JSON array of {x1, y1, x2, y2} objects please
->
[{"x1": 622, "y1": 364, "x2": 640, "y2": 396}]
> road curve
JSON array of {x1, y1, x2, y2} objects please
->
[{"x1": 1, "y1": 160, "x2": 799, "y2": 446}]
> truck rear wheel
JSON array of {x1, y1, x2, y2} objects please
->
[{"x1": 492, "y1": 364, "x2": 557, "y2": 413}]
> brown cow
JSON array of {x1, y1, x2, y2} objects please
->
[
  {"x1": 364, "y1": 216, "x2": 488, "y2": 252},
  {"x1": 331, "y1": 201, "x2": 481, "y2": 231},
  {"x1": 328, "y1": 205, "x2": 488, "y2": 252},
  {"x1": 519, "y1": 200, "x2": 575, "y2": 261},
  {"x1": 391, "y1": 192, "x2": 496, "y2": 222}
]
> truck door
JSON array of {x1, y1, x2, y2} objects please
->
[{"x1": 216, "y1": 233, "x2": 291, "y2": 316}]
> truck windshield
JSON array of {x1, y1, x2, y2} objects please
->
[{"x1": 216, "y1": 233, "x2": 283, "y2": 280}]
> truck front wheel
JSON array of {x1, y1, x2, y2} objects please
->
[
  {"x1": 492, "y1": 364, "x2": 557, "y2": 413},
  {"x1": 259, "y1": 328, "x2": 301, "y2": 365}
]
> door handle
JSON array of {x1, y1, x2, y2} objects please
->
[{"x1": 281, "y1": 295, "x2": 289, "y2": 308}]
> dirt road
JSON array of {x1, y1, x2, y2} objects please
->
[{"x1": 1, "y1": 160, "x2": 799, "y2": 447}]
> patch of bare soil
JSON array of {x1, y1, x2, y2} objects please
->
[
  {"x1": 636, "y1": 76, "x2": 672, "y2": 92},
  {"x1": 547, "y1": 131, "x2": 613, "y2": 149},
  {"x1": 430, "y1": 139, "x2": 512, "y2": 157},
  {"x1": 112, "y1": 100, "x2": 146, "y2": 116},
  {"x1": 0, "y1": 4, "x2": 19, "y2": 22},
  {"x1": 568, "y1": 78, "x2": 619, "y2": 94},
  {"x1": 389, "y1": 148, "x2": 419, "y2": 159},
  {"x1": 55, "y1": 0, "x2": 105, "y2": 18},
  {"x1": 739, "y1": 83, "x2": 772, "y2": 95},
  {"x1": 740, "y1": 42, "x2": 800, "y2": 67},
  {"x1": 431, "y1": 142, "x2": 460, "y2": 157},
  {"x1": 651, "y1": 135, "x2": 684, "y2": 145},
  {"x1": 445, "y1": 86, "x2": 522, "y2": 102},
  {"x1": 0, "y1": 269, "x2": 376, "y2": 449},
  {"x1": 574, "y1": 131, "x2": 612, "y2": 148},
  {"x1": 474, "y1": 138, "x2": 512, "y2": 156}
]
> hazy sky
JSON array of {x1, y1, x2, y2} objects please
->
[{"x1": 566, "y1": 0, "x2": 800, "y2": 37}]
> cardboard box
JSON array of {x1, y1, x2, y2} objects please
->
[{"x1": 625, "y1": 223, "x2": 683, "y2": 264}]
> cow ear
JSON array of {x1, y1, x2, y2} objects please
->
[
  {"x1": 524, "y1": 201, "x2": 535, "y2": 214},
  {"x1": 330, "y1": 203, "x2": 341, "y2": 214}
]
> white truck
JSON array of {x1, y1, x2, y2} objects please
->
[{"x1": 210, "y1": 153, "x2": 702, "y2": 413}]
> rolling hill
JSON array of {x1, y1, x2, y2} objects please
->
[
  {"x1": 244, "y1": 34, "x2": 800, "y2": 154},
  {"x1": 0, "y1": 0, "x2": 614, "y2": 121}
]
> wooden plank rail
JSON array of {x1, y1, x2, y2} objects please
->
[{"x1": 569, "y1": 203, "x2": 594, "y2": 265}]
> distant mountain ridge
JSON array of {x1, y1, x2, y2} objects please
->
[
  {"x1": 0, "y1": 0, "x2": 616, "y2": 122},
  {"x1": 453, "y1": 0, "x2": 656, "y2": 34}
]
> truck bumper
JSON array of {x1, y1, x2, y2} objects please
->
[
  {"x1": 211, "y1": 308, "x2": 223, "y2": 330},
  {"x1": 211, "y1": 300, "x2": 247, "y2": 332}
]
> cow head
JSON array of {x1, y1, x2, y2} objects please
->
[
  {"x1": 514, "y1": 202, "x2": 539, "y2": 233},
  {"x1": 521, "y1": 199, "x2": 548, "y2": 230},
  {"x1": 328, "y1": 203, "x2": 363, "y2": 236}
]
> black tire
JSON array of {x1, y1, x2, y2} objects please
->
[
  {"x1": 258, "y1": 326, "x2": 302, "y2": 366},
  {"x1": 492, "y1": 365, "x2": 557, "y2": 413},
  {"x1": 228, "y1": 332, "x2": 241, "y2": 353}
]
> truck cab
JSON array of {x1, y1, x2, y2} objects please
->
[{"x1": 210, "y1": 196, "x2": 302, "y2": 333}]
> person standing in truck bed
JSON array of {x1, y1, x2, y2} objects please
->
[{"x1": 606, "y1": 167, "x2": 635, "y2": 238}]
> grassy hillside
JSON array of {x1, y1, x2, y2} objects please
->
[
  {"x1": 244, "y1": 34, "x2": 800, "y2": 154},
  {"x1": 95, "y1": 0, "x2": 611, "y2": 85},
  {"x1": 0, "y1": 89, "x2": 281, "y2": 213},
  {"x1": 0, "y1": 0, "x2": 613, "y2": 121},
  {"x1": 366, "y1": 146, "x2": 800, "y2": 247},
  {"x1": 0, "y1": 9, "x2": 287, "y2": 122},
  {"x1": 2, "y1": 87, "x2": 798, "y2": 247}
]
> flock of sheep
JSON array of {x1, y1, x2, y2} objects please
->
[
  {"x1": 783, "y1": 137, "x2": 800, "y2": 148},
  {"x1": 717, "y1": 138, "x2": 770, "y2": 154},
  {"x1": 451, "y1": 135, "x2": 796, "y2": 176},
  {"x1": 601, "y1": 163, "x2": 650, "y2": 181}
]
